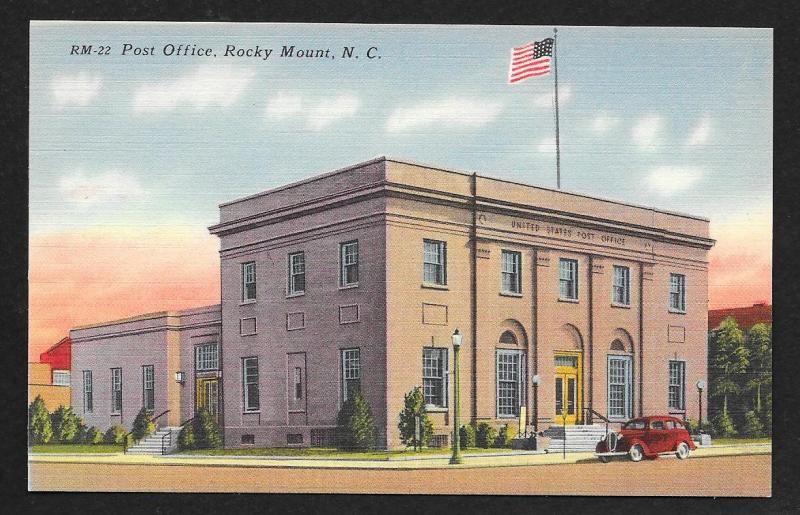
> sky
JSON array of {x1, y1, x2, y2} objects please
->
[{"x1": 29, "y1": 22, "x2": 772, "y2": 359}]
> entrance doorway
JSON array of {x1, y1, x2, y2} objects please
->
[
  {"x1": 554, "y1": 352, "x2": 582, "y2": 425},
  {"x1": 196, "y1": 378, "x2": 219, "y2": 420}
]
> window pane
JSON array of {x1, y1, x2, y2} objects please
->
[
  {"x1": 423, "y1": 240, "x2": 445, "y2": 284},
  {"x1": 423, "y1": 348, "x2": 447, "y2": 407},
  {"x1": 342, "y1": 349, "x2": 361, "y2": 402},
  {"x1": 497, "y1": 350, "x2": 523, "y2": 417}
]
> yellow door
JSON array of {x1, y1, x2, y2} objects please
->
[
  {"x1": 196, "y1": 378, "x2": 219, "y2": 419},
  {"x1": 554, "y1": 352, "x2": 581, "y2": 425}
]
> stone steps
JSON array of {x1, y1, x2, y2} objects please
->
[
  {"x1": 543, "y1": 424, "x2": 608, "y2": 453},
  {"x1": 126, "y1": 427, "x2": 182, "y2": 455}
]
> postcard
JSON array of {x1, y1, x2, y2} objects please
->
[{"x1": 28, "y1": 21, "x2": 772, "y2": 495}]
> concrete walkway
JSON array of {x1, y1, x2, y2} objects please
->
[{"x1": 28, "y1": 443, "x2": 771, "y2": 470}]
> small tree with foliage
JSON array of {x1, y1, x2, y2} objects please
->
[
  {"x1": 73, "y1": 420, "x2": 89, "y2": 444},
  {"x1": 131, "y1": 407, "x2": 156, "y2": 441},
  {"x1": 337, "y1": 390, "x2": 377, "y2": 450},
  {"x1": 459, "y1": 424, "x2": 477, "y2": 449},
  {"x1": 28, "y1": 396, "x2": 52, "y2": 445},
  {"x1": 712, "y1": 409, "x2": 737, "y2": 438},
  {"x1": 104, "y1": 425, "x2": 130, "y2": 445},
  {"x1": 178, "y1": 422, "x2": 196, "y2": 450},
  {"x1": 494, "y1": 424, "x2": 515, "y2": 448},
  {"x1": 709, "y1": 317, "x2": 748, "y2": 433},
  {"x1": 84, "y1": 426, "x2": 103, "y2": 444},
  {"x1": 745, "y1": 323, "x2": 772, "y2": 417},
  {"x1": 193, "y1": 408, "x2": 222, "y2": 449},
  {"x1": 397, "y1": 386, "x2": 434, "y2": 450},
  {"x1": 476, "y1": 422, "x2": 498, "y2": 449},
  {"x1": 741, "y1": 410, "x2": 764, "y2": 438},
  {"x1": 50, "y1": 405, "x2": 79, "y2": 443}
]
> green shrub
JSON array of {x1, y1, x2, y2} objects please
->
[
  {"x1": 50, "y1": 405, "x2": 79, "y2": 443},
  {"x1": 741, "y1": 410, "x2": 764, "y2": 438},
  {"x1": 684, "y1": 418, "x2": 713, "y2": 435},
  {"x1": 476, "y1": 422, "x2": 497, "y2": 449},
  {"x1": 131, "y1": 407, "x2": 156, "y2": 441},
  {"x1": 193, "y1": 408, "x2": 222, "y2": 449},
  {"x1": 459, "y1": 424, "x2": 476, "y2": 449},
  {"x1": 73, "y1": 420, "x2": 89, "y2": 444},
  {"x1": 712, "y1": 410, "x2": 737, "y2": 438},
  {"x1": 397, "y1": 386, "x2": 434, "y2": 449},
  {"x1": 104, "y1": 425, "x2": 129, "y2": 445},
  {"x1": 85, "y1": 426, "x2": 103, "y2": 444},
  {"x1": 178, "y1": 422, "x2": 196, "y2": 450},
  {"x1": 28, "y1": 396, "x2": 52, "y2": 445},
  {"x1": 494, "y1": 424, "x2": 515, "y2": 448},
  {"x1": 337, "y1": 390, "x2": 377, "y2": 450}
]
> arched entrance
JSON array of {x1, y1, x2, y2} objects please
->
[{"x1": 554, "y1": 324, "x2": 583, "y2": 425}]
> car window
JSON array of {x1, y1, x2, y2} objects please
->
[
  {"x1": 651, "y1": 420, "x2": 664, "y2": 429},
  {"x1": 665, "y1": 420, "x2": 675, "y2": 429},
  {"x1": 623, "y1": 420, "x2": 646, "y2": 430}
]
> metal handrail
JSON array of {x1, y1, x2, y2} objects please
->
[
  {"x1": 151, "y1": 409, "x2": 171, "y2": 425},
  {"x1": 122, "y1": 409, "x2": 171, "y2": 454},
  {"x1": 582, "y1": 407, "x2": 611, "y2": 434}
]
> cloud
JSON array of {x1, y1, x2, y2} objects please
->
[
  {"x1": 589, "y1": 113, "x2": 621, "y2": 133},
  {"x1": 385, "y1": 98, "x2": 503, "y2": 132},
  {"x1": 532, "y1": 84, "x2": 572, "y2": 108},
  {"x1": 631, "y1": 116, "x2": 662, "y2": 150},
  {"x1": 686, "y1": 115, "x2": 712, "y2": 146},
  {"x1": 537, "y1": 136, "x2": 556, "y2": 153},
  {"x1": 51, "y1": 73, "x2": 102, "y2": 108},
  {"x1": 265, "y1": 92, "x2": 303, "y2": 119},
  {"x1": 645, "y1": 166, "x2": 702, "y2": 195},
  {"x1": 306, "y1": 93, "x2": 360, "y2": 130},
  {"x1": 59, "y1": 170, "x2": 145, "y2": 204},
  {"x1": 132, "y1": 65, "x2": 255, "y2": 112}
]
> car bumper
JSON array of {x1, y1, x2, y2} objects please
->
[{"x1": 595, "y1": 451, "x2": 628, "y2": 457}]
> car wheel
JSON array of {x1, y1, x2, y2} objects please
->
[
  {"x1": 598, "y1": 456, "x2": 611, "y2": 464},
  {"x1": 676, "y1": 442, "x2": 690, "y2": 460},
  {"x1": 628, "y1": 444, "x2": 644, "y2": 462}
]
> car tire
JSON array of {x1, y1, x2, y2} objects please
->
[
  {"x1": 628, "y1": 444, "x2": 644, "y2": 462},
  {"x1": 598, "y1": 456, "x2": 611, "y2": 464},
  {"x1": 676, "y1": 442, "x2": 690, "y2": 460}
]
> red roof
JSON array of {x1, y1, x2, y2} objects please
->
[
  {"x1": 39, "y1": 336, "x2": 71, "y2": 371},
  {"x1": 708, "y1": 303, "x2": 772, "y2": 331}
]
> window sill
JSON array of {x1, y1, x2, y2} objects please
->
[
  {"x1": 240, "y1": 332, "x2": 258, "y2": 336},
  {"x1": 421, "y1": 283, "x2": 449, "y2": 290},
  {"x1": 500, "y1": 291, "x2": 523, "y2": 298},
  {"x1": 668, "y1": 309, "x2": 687, "y2": 315},
  {"x1": 425, "y1": 406, "x2": 449, "y2": 413},
  {"x1": 339, "y1": 283, "x2": 359, "y2": 290},
  {"x1": 239, "y1": 300, "x2": 257, "y2": 306},
  {"x1": 243, "y1": 410, "x2": 261, "y2": 415},
  {"x1": 286, "y1": 292, "x2": 306, "y2": 299},
  {"x1": 558, "y1": 297, "x2": 579, "y2": 304},
  {"x1": 497, "y1": 414, "x2": 518, "y2": 419},
  {"x1": 611, "y1": 302, "x2": 631, "y2": 309}
]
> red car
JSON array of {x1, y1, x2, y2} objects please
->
[{"x1": 595, "y1": 416, "x2": 696, "y2": 463}]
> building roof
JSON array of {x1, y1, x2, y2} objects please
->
[{"x1": 708, "y1": 303, "x2": 772, "y2": 331}]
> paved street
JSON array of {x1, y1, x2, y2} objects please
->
[{"x1": 29, "y1": 454, "x2": 770, "y2": 496}]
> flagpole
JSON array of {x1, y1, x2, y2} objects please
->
[{"x1": 553, "y1": 27, "x2": 561, "y2": 189}]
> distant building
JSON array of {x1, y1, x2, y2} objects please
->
[
  {"x1": 70, "y1": 158, "x2": 714, "y2": 449},
  {"x1": 708, "y1": 303, "x2": 772, "y2": 333},
  {"x1": 28, "y1": 336, "x2": 72, "y2": 410}
]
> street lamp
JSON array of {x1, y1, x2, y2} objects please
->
[
  {"x1": 532, "y1": 375, "x2": 541, "y2": 434},
  {"x1": 450, "y1": 328, "x2": 463, "y2": 465},
  {"x1": 696, "y1": 379, "x2": 706, "y2": 427}
]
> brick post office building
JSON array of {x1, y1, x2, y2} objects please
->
[{"x1": 70, "y1": 157, "x2": 714, "y2": 450}]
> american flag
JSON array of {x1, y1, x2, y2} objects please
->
[{"x1": 508, "y1": 38, "x2": 554, "y2": 84}]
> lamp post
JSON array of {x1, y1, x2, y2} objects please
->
[
  {"x1": 450, "y1": 328, "x2": 463, "y2": 465},
  {"x1": 532, "y1": 374, "x2": 541, "y2": 434},
  {"x1": 696, "y1": 379, "x2": 706, "y2": 427}
]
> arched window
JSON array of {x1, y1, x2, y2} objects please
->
[
  {"x1": 499, "y1": 330, "x2": 518, "y2": 345},
  {"x1": 610, "y1": 339, "x2": 625, "y2": 351}
]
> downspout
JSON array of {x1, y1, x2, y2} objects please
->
[
  {"x1": 470, "y1": 173, "x2": 478, "y2": 422},
  {"x1": 638, "y1": 262, "x2": 645, "y2": 416},
  {"x1": 587, "y1": 254, "x2": 594, "y2": 423}
]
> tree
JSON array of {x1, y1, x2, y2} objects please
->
[
  {"x1": 28, "y1": 396, "x2": 52, "y2": 445},
  {"x1": 84, "y1": 426, "x2": 103, "y2": 444},
  {"x1": 459, "y1": 424, "x2": 476, "y2": 449},
  {"x1": 744, "y1": 323, "x2": 772, "y2": 415},
  {"x1": 131, "y1": 407, "x2": 156, "y2": 441},
  {"x1": 709, "y1": 317, "x2": 748, "y2": 430},
  {"x1": 337, "y1": 390, "x2": 377, "y2": 450},
  {"x1": 397, "y1": 387, "x2": 434, "y2": 450},
  {"x1": 193, "y1": 408, "x2": 222, "y2": 449},
  {"x1": 178, "y1": 422, "x2": 196, "y2": 450},
  {"x1": 50, "y1": 405, "x2": 79, "y2": 443}
]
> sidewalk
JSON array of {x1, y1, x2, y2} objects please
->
[{"x1": 28, "y1": 443, "x2": 771, "y2": 470}]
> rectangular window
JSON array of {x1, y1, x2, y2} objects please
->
[
  {"x1": 607, "y1": 356, "x2": 632, "y2": 419},
  {"x1": 195, "y1": 343, "x2": 219, "y2": 371},
  {"x1": 669, "y1": 273, "x2": 686, "y2": 312},
  {"x1": 111, "y1": 368, "x2": 122, "y2": 414},
  {"x1": 612, "y1": 265, "x2": 631, "y2": 306},
  {"x1": 340, "y1": 241, "x2": 359, "y2": 287},
  {"x1": 142, "y1": 365, "x2": 154, "y2": 412},
  {"x1": 242, "y1": 262, "x2": 256, "y2": 302},
  {"x1": 501, "y1": 250, "x2": 522, "y2": 294},
  {"x1": 288, "y1": 252, "x2": 306, "y2": 294},
  {"x1": 559, "y1": 258, "x2": 578, "y2": 300},
  {"x1": 242, "y1": 357, "x2": 260, "y2": 412},
  {"x1": 83, "y1": 370, "x2": 93, "y2": 413},
  {"x1": 669, "y1": 360, "x2": 686, "y2": 410},
  {"x1": 294, "y1": 367, "x2": 303, "y2": 401},
  {"x1": 422, "y1": 348, "x2": 448, "y2": 408},
  {"x1": 52, "y1": 370, "x2": 70, "y2": 386},
  {"x1": 341, "y1": 348, "x2": 361, "y2": 402},
  {"x1": 496, "y1": 349, "x2": 525, "y2": 418},
  {"x1": 423, "y1": 239, "x2": 447, "y2": 285}
]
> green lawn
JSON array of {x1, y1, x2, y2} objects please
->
[
  {"x1": 178, "y1": 446, "x2": 521, "y2": 459},
  {"x1": 29, "y1": 444, "x2": 122, "y2": 454},
  {"x1": 712, "y1": 437, "x2": 772, "y2": 446}
]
